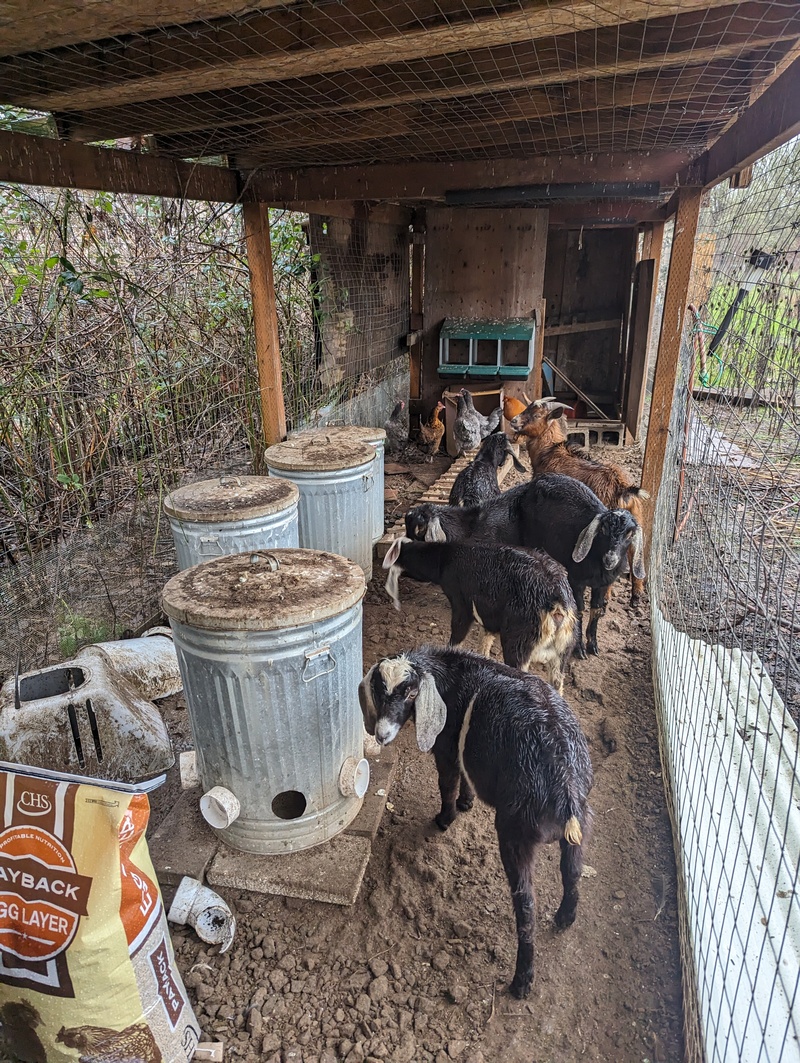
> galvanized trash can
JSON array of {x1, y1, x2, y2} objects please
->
[
  {"x1": 163, "y1": 475, "x2": 300, "y2": 570},
  {"x1": 264, "y1": 437, "x2": 376, "y2": 579},
  {"x1": 161, "y1": 549, "x2": 369, "y2": 854},
  {"x1": 291, "y1": 427, "x2": 387, "y2": 542}
]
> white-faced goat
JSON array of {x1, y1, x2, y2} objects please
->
[
  {"x1": 448, "y1": 432, "x2": 525, "y2": 508},
  {"x1": 359, "y1": 647, "x2": 593, "y2": 999},
  {"x1": 382, "y1": 538, "x2": 576, "y2": 693}
]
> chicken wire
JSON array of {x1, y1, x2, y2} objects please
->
[
  {"x1": 648, "y1": 138, "x2": 800, "y2": 1062},
  {"x1": 0, "y1": 189, "x2": 409, "y2": 680},
  {"x1": 1, "y1": 2, "x2": 800, "y2": 168}
]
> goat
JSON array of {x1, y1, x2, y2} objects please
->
[
  {"x1": 448, "y1": 432, "x2": 524, "y2": 508},
  {"x1": 359, "y1": 646, "x2": 593, "y2": 999},
  {"x1": 404, "y1": 483, "x2": 529, "y2": 544},
  {"x1": 382, "y1": 538, "x2": 576, "y2": 693},
  {"x1": 509, "y1": 400, "x2": 649, "y2": 603},
  {"x1": 513, "y1": 474, "x2": 644, "y2": 657}
]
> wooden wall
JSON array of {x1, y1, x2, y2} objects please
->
[
  {"x1": 543, "y1": 228, "x2": 638, "y2": 414},
  {"x1": 420, "y1": 207, "x2": 548, "y2": 411}
]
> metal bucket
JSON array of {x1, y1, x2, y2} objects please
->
[
  {"x1": 264, "y1": 437, "x2": 375, "y2": 579},
  {"x1": 163, "y1": 475, "x2": 299, "y2": 570},
  {"x1": 290, "y1": 427, "x2": 387, "y2": 542},
  {"x1": 162, "y1": 549, "x2": 367, "y2": 854}
]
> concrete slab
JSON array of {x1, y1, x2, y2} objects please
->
[
  {"x1": 148, "y1": 787, "x2": 219, "y2": 887},
  {"x1": 207, "y1": 832, "x2": 371, "y2": 906}
]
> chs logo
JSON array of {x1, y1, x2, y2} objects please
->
[{"x1": 16, "y1": 792, "x2": 52, "y2": 817}]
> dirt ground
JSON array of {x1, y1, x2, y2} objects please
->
[{"x1": 155, "y1": 448, "x2": 686, "y2": 1063}]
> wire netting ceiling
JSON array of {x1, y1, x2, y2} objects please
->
[{"x1": 1, "y1": 1, "x2": 799, "y2": 172}]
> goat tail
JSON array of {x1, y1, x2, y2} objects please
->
[{"x1": 564, "y1": 816, "x2": 583, "y2": 846}]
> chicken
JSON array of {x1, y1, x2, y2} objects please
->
[
  {"x1": 484, "y1": 405, "x2": 503, "y2": 436},
  {"x1": 453, "y1": 391, "x2": 482, "y2": 454},
  {"x1": 418, "y1": 400, "x2": 446, "y2": 461},
  {"x1": 384, "y1": 400, "x2": 408, "y2": 456},
  {"x1": 503, "y1": 394, "x2": 529, "y2": 422}
]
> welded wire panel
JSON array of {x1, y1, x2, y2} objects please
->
[{"x1": 649, "y1": 137, "x2": 800, "y2": 1061}]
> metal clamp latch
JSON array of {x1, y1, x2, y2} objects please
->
[
  {"x1": 302, "y1": 646, "x2": 337, "y2": 682},
  {"x1": 199, "y1": 536, "x2": 222, "y2": 555}
]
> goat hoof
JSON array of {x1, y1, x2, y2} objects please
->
[
  {"x1": 435, "y1": 814, "x2": 454, "y2": 832},
  {"x1": 509, "y1": 974, "x2": 533, "y2": 999},
  {"x1": 587, "y1": 642, "x2": 599, "y2": 656},
  {"x1": 554, "y1": 906, "x2": 577, "y2": 930},
  {"x1": 573, "y1": 645, "x2": 587, "y2": 660},
  {"x1": 456, "y1": 797, "x2": 474, "y2": 812}
]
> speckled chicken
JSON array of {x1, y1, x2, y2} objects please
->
[
  {"x1": 384, "y1": 400, "x2": 408, "y2": 456},
  {"x1": 459, "y1": 388, "x2": 502, "y2": 440},
  {"x1": 418, "y1": 400, "x2": 446, "y2": 461},
  {"x1": 453, "y1": 391, "x2": 482, "y2": 454}
]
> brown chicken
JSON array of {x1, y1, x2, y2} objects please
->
[{"x1": 418, "y1": 400, "x2": 446, "y2": 461}]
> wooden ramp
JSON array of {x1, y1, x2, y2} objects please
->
[{"x1": 375, "y1": 451, "x2": 517, "y2": 559}]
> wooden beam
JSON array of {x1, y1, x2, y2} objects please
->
[
  {"x1": 542, "y1": 202, "x2": 667, "y2": 226},
  {"x1": 409, "y1": 223, "x2": 424, "y2": 401},
  {"x1": 150, "y1": 60, "x2": 756, "y2": 160},
  {"x1": 623, "y1": 257, "x2": 656, "y2": 441},
  {"x1": 544, "y1": 319, "x2": 623, "y2": 337},
  {"x1": 3, "y1": 0, "x2": 749, "y2": 114},
  {"x1": 248, "y1": 152, "x2": 695, "y2": 203},
  {"x1": 693, "y1": 55, "x2": 800, "y2": 188},
  {"x1": 640, "y1": 187, "x2": 702, "y2": 554},
  {"x1": 272, "y1": 200, "x2": 413, "y2": 227},
  {"x1": 242, "y1": 201, "x2": 286, "y2": 447},
  {"x1": 0, "y1": 128, "x2": 241, "y2": 200},
  {"x1": 60, "y1": 2, "x2": 800, "y2": 142},
  {"x1": 0, "y1": 1, "x2": 289, "y2": 58}
]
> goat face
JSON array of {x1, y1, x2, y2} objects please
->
[
  {"x1": 573, "y1": 509, "x2": 644, "y2": 577},
  {"x1": 509, "y1": 400, "x2": 568, "y2": 438},
  {"x1": 404, "y1": 504, "x2": 445, "y2": 542},
  {"x1": 482, "y1": 432, "x2": 525, "y2": 472},
  {"x1": 359, "y1": 657, "x2": 447, "y2": 752}
]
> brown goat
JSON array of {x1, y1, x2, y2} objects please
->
[{"x1": 509, "y1": 401, "x2": 649, "y2": 603}]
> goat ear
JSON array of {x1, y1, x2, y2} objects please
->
[
  {"x1": 631, "y1": 525, "x2": 646, "y2": 580},
  {"x1": 384, "y1": 566, "x2": 402, "y2": 612},
  {"x1": 414, "y1": 671, "x2": 447, "y2": 752},
  {"x1": 358, "y1": 665, "x2": 378, "y2": 733},
  {"x1": 572, "y1": 515, "x2": 602, "y2": 562},
  {"x1": 425, "y1": 515, "x2": 447, "y2": 543},
  {"x1": 510, "y1": 448, "x2": 526, "y2": 472},
  {"x1": 382, "y1": 536, "x2": 404, "y2": 570}
]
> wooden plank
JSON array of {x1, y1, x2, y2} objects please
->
[
  {"x1": 410, "y1": 221, "x2": 425, "y2": 401},
  {"x1": 0, "y1": 1, "x2": 289, "y2": 57},
  {"x1": 548, "y1": 202, "x2": 667, "y2": 226},
  {"x1": 249, "y1": 152, "x2": 694, "y2": 204},
  {"x1": 276, "y1": 200, "x2": 413, "y2": 227},
  {"x1": 0, "y1": 128, "x2": 241, "y2": 201},
  {"x1": 693, "y1": 55, "x2": 800, "y2": 188},
  {"x1": 545, "y1": 319, "x2": 623, "y2": 337},
  {"x1": 4, "y1": 0, "x2": 748, "y2": 114},
  {"x1": 125, "y1": 59, "x2": 758, "y2": 159},
  {"x1": 243, "y1": 201, "x2": 287, "y2": 447},
  {"x1": 623, "y1": 258, "x2": 656, "y2": 441},
  {"x1": 60, "y1": 3, "x2": 800, "y2": 142},
  {"x1": 640, "y1": 186, "x2": 702, "y2": 554}
]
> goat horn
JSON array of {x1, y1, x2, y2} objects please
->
[{"x1": 572, "y1": 515, "x2": 602, "y2": 563}]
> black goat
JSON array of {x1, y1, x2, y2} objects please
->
[
  {"x1": 404, "y1": 475, "x2": 643, "y2": 656},
  {"x1": 359, "y1": 646, "x2": 593, "y2": 999},
  {"x1": 382, "y1": 538, "x2": 576, "y2": 693},
  {"x1": 448, "y1": 433, "x2": 524, "y2": 508}
]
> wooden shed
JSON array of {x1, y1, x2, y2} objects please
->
[{"x1": 2, "y1": 0, "x2": 800, "y2": 531}]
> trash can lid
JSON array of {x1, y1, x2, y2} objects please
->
[
  {"x1": 289, "y1": 426, "x2": 387, "y2": 449},
  {"x1": 264, "y1": 436, "x2": 376, "y2": 472},
  {"x1": 161, "y1": 548, "x2": 366, "y2": 631},
  {"x1": 163, "y1": 476, "x2": 299, "y2": 523}
]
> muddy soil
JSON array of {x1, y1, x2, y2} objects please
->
[{"x1": 156, "y1": 445, "x2": 685, "y2": 1063}]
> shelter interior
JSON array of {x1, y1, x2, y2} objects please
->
[{"x1": 2, "y1": 0, "x2": 800, "y2": 488}]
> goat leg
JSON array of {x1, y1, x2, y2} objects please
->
[
  {"x1": 628, "y1": 543, "x2": 645, "y2": 605},
  {"x1": 497, "y1": 821, "x2": 536, "y2": 999},
  {"x1": 433, "y1": 752, "x2": 461, "y2": 831},
  {"x1": 585, "y1": 587, "x2": 606, "y2": 655},
  {"x1": 456, "y1": 773, "x2": 475, "y2": 812},
  {"x1": 554, "y1": 836, "x2": 583, "y2": 930}
]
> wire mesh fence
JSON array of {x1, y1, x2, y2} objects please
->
[
  {"x1": 0, "y1": 187, "x2": 410, "y2": 680},
  {"x1": 648, "y1": 137, "x2": 800, "y2": 1062}
]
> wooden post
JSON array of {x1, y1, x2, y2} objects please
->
[
  {"x1": 409, "y1": 226, "x2": 424, "y2": 402},
  {"x1": 243, "y1": 201, "x2": 287, "y2": 448},
  {"x1": 640, "y1": 187, "x2": 702, "y2": 553}
]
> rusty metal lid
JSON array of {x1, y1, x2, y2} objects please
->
[
  {"x1": 290, "y1": 426, "x2": 386, "y2": 449},
  {"x1": 161, "y1": 548, "x2": 365, "y2": 631},
  {"x1": 264, "y1": 435, "x2": 375, "y2": 473},
  {"x1": 163, "y1": 476, "x2": 299, "y2": 523}
]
